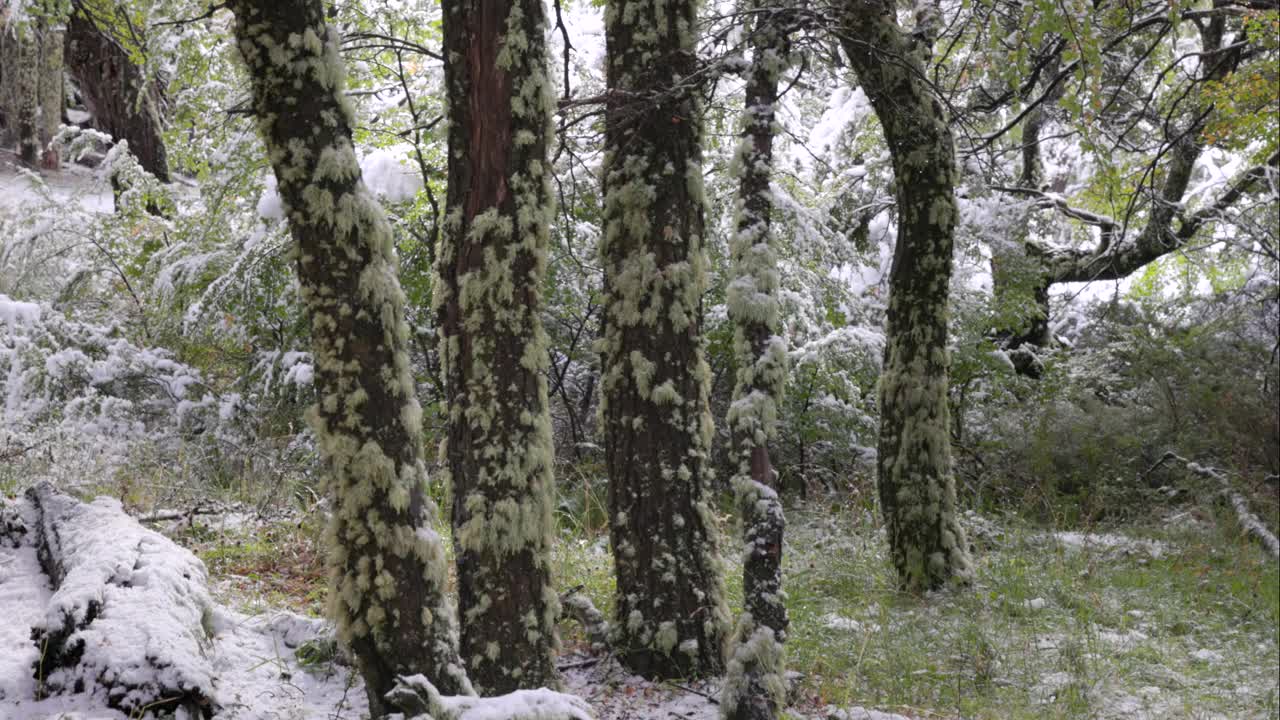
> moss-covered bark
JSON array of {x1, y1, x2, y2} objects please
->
[
  {"x1": 224, "y1": 1, "x2": 471, "y2": 712},
  {"x1": 720, "y1": 9, "x2": 790, "y2": 720},
  {"x1": 837, "y1": 0, "x2": 974, "y2": 592},
  {"x1": 10, "y1": 15, "x2": 43, "y2": 166},
  {"x1": 437, "y1": 0, "x2": 561, "y2": 694},
  {"x1": 4, "y1": 1, "x2": 67, "y2": 168},
  {"x1": 600, "y1": 0, "x2": 730, "y2": 679}
]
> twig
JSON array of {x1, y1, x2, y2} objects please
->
[{"x1": 663, "y1": 681, "x2": 720, "y2": 705}]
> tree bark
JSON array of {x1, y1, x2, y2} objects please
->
[
  {"x1": 599, "y1": 0, "x2": 729, "y2": 678},
  {"x1": 837, "y1": 0, "x2": 974, "y2": 592},
  {"x1": 11, "y1": 15, "x2": 43, "y2": 166},
  {"x1": 437, "y1": 0, "x2": 561, "y2": 694},
  {"x1": 3, "y1": 2, "x2": 65, "y2": 169},
  {"x1": 63, "y1": 3, "x2": 169, "y2": 181},
  {"x1": 720, "y1": 8, "x2": 791, "y2": 720},
  {"x1": 223, "y1": 1, "x2": 471, "y2": 713},
  {"x1": 36, "y1": 3, "x2": 62, "y2": 169}
]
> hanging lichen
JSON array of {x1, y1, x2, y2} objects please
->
[
  {"x1": 720, "y1": 8, "x2": 791, "y2": 720},
  {"x1": 837, "y1": 0, "x2": 974, "y2": 593}
]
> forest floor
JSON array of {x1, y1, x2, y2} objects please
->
[{"x1": 1, "y1": 485, "x2": 1277, "y2": 720}]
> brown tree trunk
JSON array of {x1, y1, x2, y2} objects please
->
[
  {"x1": 63, "y1": 5, "x2": 169, "y2": 181},
  {"x1": 838, "y1": 0, "x2": 974, "y2": 592},
  {"x1": 721, "y1": 8, "x2": 791, "y2": 720},
  {"x1": 224, "y1": 0, "x2": 471, "y2": 713},
  {"x1": 438, "y1": 0, "x2": 561, "y2": 694},
  {"x1": 599, "y1": 0, "x2": 729, "y2": 679}
]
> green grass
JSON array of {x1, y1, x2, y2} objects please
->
[
  {"x1": 152, "y1": 487, "x2": 1279, "y2": 720},
  {"x1": 555, "y1": 500, "x2": 1278, "y2": 719}
]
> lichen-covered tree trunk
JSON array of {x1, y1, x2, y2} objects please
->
[
  {"x1": 12, "y1": 16, "x2": 43, "y2": 166},
  {"x1": 4, "y1": 1, "x2": 66, "y2": 168},
  {"x1": 437, "y1": 0, "x2": 560, "y2": 694},
  {"x1": 600, "y1": 0, "x2": 730, "y2": 678},
  {"x1": 64, "y1": 6, "x2": 169, "y2": 181},
  {"x1": 720, "y1": 9, "x2": 790, "y2": 720},
  {"x1": 35, "y1": 3, "x2": 62, "y2": 169},
  {"x1": 224, "y1": 1, "x2": 471, "y2": 712},
  {"x1": 837, "y1": 0, "x2": 974, "y2": 592}
]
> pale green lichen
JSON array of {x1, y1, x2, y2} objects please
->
[{"x1": 227, "y1": 1, "x2": 472, "y2": 707}]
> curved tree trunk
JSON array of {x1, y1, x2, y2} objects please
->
[
  {"x1": 438, "y1": 0, "x2": 561, "y2": 694},
  {"x1": 224, "y1": 1, "x2": 471, "y2": 713},
  {"x1": 720, "y1": 8, "x2": 791, "y2": 720},
  {"x1": 63, "y1": 4, "x2": 169, "y2": 181},
  {"x1": 600, "y1": 0, "x2": 730, "y2": 679},
  {"x1": 837, "y1": 0, "x2": 974, "y2": 592}
]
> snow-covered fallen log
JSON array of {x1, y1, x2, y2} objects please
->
[
  {"x1": 1150, "y1": 452, "x2": 1280, "y2": 561},
  {"x1": 386, "y1": 674, "x2": 594, "y2": 720},
  {"x1": 25, "y1": 482, "x2": 218, "y2": 717}
]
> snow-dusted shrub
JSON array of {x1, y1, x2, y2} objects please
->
[
  {"x1": 959, "y1": 283, "x2": 1280, "y2": 524},
  {"x1": 0, "y1": 294, "x2": 258, "y2": 493}
]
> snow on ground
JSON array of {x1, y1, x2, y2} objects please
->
[
  {"x1": 0, "y1": 502, "x2": 51, "y2": 705},
  {"x1": 0, "y1": 493, "x2": 367, "y2": 720},
  {"x1": 204, "y1": 609, "x2": 367, "y2": 719},
  {"x1": 562, "y1": 655, "x2": 721, "y2": 720},
  {"x1": 1046, "y1": 530, "x2": 1169, "y2": 558},
  {"x1": 0, "y1": 156, "x2": 115, "y2": 215}
]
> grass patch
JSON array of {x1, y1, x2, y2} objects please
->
[{"x1": 552, "y1": 498, "x2": 1279, "y2": 719}]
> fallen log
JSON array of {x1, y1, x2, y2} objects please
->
[
  {"x1": 1147, "y1": 452, "x2": 1280, "y2": 561},
  {"x1": 385, "y1": 674, "x2": 594, "y2": 720},
  {"x1": 26, "y1": 482, "x2": 217, "y2": 717}
]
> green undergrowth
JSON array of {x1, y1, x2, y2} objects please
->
[
  {"x1": 138, "y1": 487, "x2": 1278, "y2": 720},
  {"x1": 555, "y1": 499, "x2": 1279, "y2": 720}
]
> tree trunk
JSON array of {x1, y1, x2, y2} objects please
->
[
  {"x1": 3, "y1": 2, "x2": 65, "y2": 169},
  {"x1": 63, "y1": 5, "x2": 169, "y2": 181},
  {"x1": 224, "y1": 1, "x2": 472, "y2": 712},
  {"x1": 838, "y1": 0, "x2": 974, "y2": 592},
  {"x1": 720, "y1": 8, "x2": 791, "y2": 720},
  {"x1": 36, "y1": 5, "x2": 62, "y2": 169},
  {"x1": 437, "y1": 0, "x2": 560, "y2": 694},
  {"x1": 599, "y1": 0, "x2": 729, "y2": 678},
  {"x1": 12, "y1": 16, "x2": 42, "y2": 166},
  {"x1": 0, "y1": 25, "x2": 14, "y2": 146}
]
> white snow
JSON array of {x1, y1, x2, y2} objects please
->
[
  {"x1": 29, "y1": 488, "x2": 217, "y2": 712},
  {"x1": 1191, "y1": 648, "x2": 1224, "y2": 664},
  {"x1": 0, "y1": 502, "x2": 52, "y2": 704},
  {"x1": 822, "y1": 613, "x2": 877, "y2": 633},
  {"x1": 0, "y1": 295, "x2": 42, "y2": 333},
  {"x1": 256, "y1": 174, "x2": 285, "y2": 221},
  {"x1": 361, "y1": 147, "x2": 423, "y2": 204},
  {"x1": 1049, "y1": 531, "x2": 1168, "y2": 558}
]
